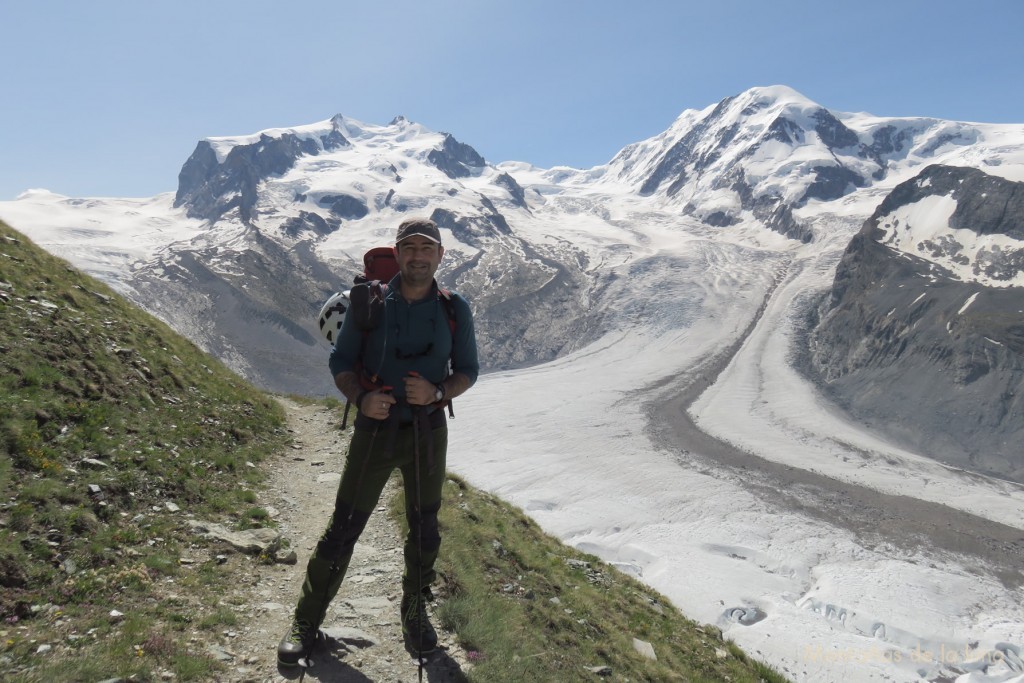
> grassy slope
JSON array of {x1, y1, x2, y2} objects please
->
[
  {"x1": 394, "y1": 476, "x2": 786, "y2": 682},
  {"x1": 1, "y1": 219, "x2": 785, "y2": 681},
  {"x1": 0, "y1": 221, "x2": 289, "y2": 681}
]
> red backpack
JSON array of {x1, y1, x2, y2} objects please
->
[
  {"x1": 317, "y1": 247, "x2": 400, "y2": 342},
  {"x1": 355, "y1": 246, "x2": 400, "y2": 285}
]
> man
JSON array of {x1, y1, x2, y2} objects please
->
[{"x1": 278, "y1": 217, "x2": 479, "y2": 665}]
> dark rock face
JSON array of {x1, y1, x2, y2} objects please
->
[
  {"x1": 808, "y1": 166, "x2": 1024, "y2": 481},
  {"x1": 494, "y1": 172, "x2": 527, "y2": 208},
  {"x1": 319, "y1": 194, "x2": 369, "y2": 220},
  {"x1": 281, "y1": 211, "x2": 339, "y2": 237},
  {"x1": 918, "y1": 127, "x2": 979, "y2": 157},
  {"x1": 426, "y1": 134, "x2": 486, "y2": 179},
  {"x1": 812, "y1": 109, "x2": 860, "y2": 149},
  {"x1": 704, "y1": 211, "x2": 740, "y2": 227},
  {"x1": 430, "y1": 202, "x2": 511, "y2": 249},
  {"x1": 763, "y1": 115, "x2": 803, "y2": 145},
  {"x1": 760, "y1": 201, "x2": 810, "y2": 243},
  {"x1": 802, "y1": 165, "x2": 866, "y2": 203},
  {"x1": 174, "y1": 129, "x2": 350, "y2": 222},
  {"x1": 723, "y1": 168, "x2": 812, "y2": 242},
  {"x1": 319, "y1": 127, "x2": 348, "y2": 151},
  {"x1": 858, "y1": 125, "x2": 916, "y2": 180}
]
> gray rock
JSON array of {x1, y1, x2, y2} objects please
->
[
  {"x1": 187, "y1": 520, "x2": 280, "y2": 555},
  {"x1": 632, "y1": 638, "x2": 657, "y2": 660},
  {"x1": 274, "y1": 548, "x2": 298, "y2": 564},
  {"x1": 207, "y1": 644, "x2": 235, "y2": 661}
]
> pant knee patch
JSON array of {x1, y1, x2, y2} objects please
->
[{"x1": 317, "y1": 505, "x2": 372, "y2": 561}]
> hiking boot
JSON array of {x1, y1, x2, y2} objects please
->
[
  {"x1": 277, "y1": 618, "x2": 316, "y2": 666},
  {"x1": 401, "y1": 590, "x2": 438, "y2": 653}
]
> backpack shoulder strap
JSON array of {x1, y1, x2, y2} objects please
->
[
  {"x1": 435, "y1": 287, "x2": 459, "y2": 419},
  {"x1": 436, "y1": 287, "x2": 457, "y2": 336},
  {"x1": 341, "y1": 280, "x2": 390, "y2": 430},
  {"x1": 348, "y1": 280, "x2": 389, "y2": 332}
]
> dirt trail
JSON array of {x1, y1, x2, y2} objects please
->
[{"x1": 218, "y1": 397, "x2": 470, "y2": 683}]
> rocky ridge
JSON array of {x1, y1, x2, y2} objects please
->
[{"x1": 808, "y1": 165, "x2": 1024, "y2": 481}]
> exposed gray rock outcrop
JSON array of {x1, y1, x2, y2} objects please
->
[
  {"x1": 319, "y1": 193, "x2": 369, "y2": 220},
  {"x1": 494, "y1": 171, "x2": 528, "y2": 208},
  {"x1": 426, "y1": 133, "x2": 486, "y2": 179},
  {"x1": 281, "y1": 211, "x2": 339, "y2": 237},
  {"x1": 174, "y1": 123, "x2": 350, "y2": 222},
  {"x1": 807, "y1": 165, "x2": 1024, "y2": 481}
]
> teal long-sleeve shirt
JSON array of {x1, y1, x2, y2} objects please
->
[{"x1": 329, "y1": 277, "x2": 479, "y2": 422}]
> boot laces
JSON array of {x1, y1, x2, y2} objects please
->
[
  {"x1": 289, "y1": 618, "x2": 316, "y2": 645},
  {"x1": 404, "y1": 593, "x2": 430, "y2": 636}
]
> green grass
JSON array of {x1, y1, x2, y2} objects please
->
[
  {"x1": 393, "y1": 474, "x2": 787, "y2": 682},
  {"x1": 0, "y1": 221, "x2": 289, "y2": 680}
]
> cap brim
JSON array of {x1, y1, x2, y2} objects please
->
[{"x1": 397, "y1": 231, "x2": 441, "y2": 244}]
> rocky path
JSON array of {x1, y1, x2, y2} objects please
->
[{"x1": 218, "y1": 397, "x2": 470, "y2": 683}]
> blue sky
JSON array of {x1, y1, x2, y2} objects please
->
[{"x1": 3, "y1": 0, "x2": 1022, "y2": 200}]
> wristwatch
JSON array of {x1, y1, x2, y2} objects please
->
[{"x1": 433, "y1": 383, "x2": 445, "y2": 402}]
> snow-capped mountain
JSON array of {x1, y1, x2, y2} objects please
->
[
  {"x1": 2, "y1": 87, "x2": 1021, "y2": 471},
  {"x1": 151, "y1": 114, "x2": 601, "y2": 388},
  {"x1": 3, "y1": 85, "x2": 1024, "y2": 682},
  {"x1": 592, "y1": 85, "x2": 1023, "y2": 240}
]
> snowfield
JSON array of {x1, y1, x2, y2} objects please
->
[{"x1": 447, "y1": 195, "x2": 1024, "y2": 683}]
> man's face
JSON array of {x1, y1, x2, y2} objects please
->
[{"x1": 395, "y1": 235, "x2": 444, "y2": 287}]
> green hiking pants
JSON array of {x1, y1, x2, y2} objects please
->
[{"x1": 293, "y1": 422, "x2": 448, "y2": 627}]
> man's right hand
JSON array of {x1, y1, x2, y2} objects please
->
[{"x1": 360, "y1": 390, "x2": 396, "y2": 420}]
